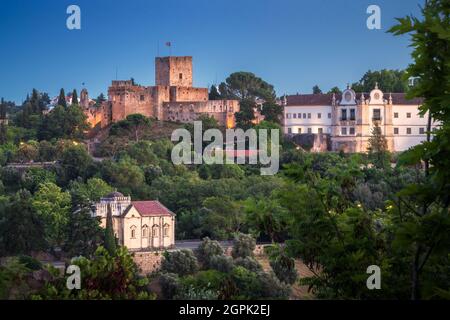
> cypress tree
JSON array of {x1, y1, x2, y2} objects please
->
[
  {"x1": 71, "y1": 89, "x2": 78, "y2": 105},
  {"x1": 104, "y1": 203, "x2": 117, "y2": 255},
  {"x1": 57, "y1": 88, "x2": 67, "y2": 108}
]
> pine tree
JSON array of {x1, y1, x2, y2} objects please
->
[
  {"x1": 209, "y1": 85, "x2": 221, "y2": 100},
  {"x1": 104, "y1": 203, "x2": 117, "y2": 255},
  {"x1": 57, "y1": 88, "x2": 67, "y2": 108},
  {"x1": 367, "y1": 121, "x2": 389, "y2": 168},
  {"x1": 312, "y1": 85, "x2": 322, "y2": 94},
  {"x1": 71, "y1": 89, "x2": 78, "y2": 105}
]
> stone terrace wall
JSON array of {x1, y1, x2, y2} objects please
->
[{"x1": 134, "y1": 244, "x2": 270, "y2": 274}]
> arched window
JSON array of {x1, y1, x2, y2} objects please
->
[
  {"x1": 130, "y1": 225, "x2": 136, "y2": 239},
  {"x1": 142, "y1": 225, "x2": 148, "y2": 237},
  {"x1": 152, "y1": 225, "x2": 159, "y2": 237},
  {"x1": 163, "y1": 224, "x2": 170, "y2": 237}
]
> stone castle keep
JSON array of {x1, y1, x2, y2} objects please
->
[{"x1": 83, "y1": 56, "x2": 239, "y2": 129}]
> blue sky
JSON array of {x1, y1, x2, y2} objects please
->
[{"x1": 0, "y1": 0, "x2": 423, "y2": 103}]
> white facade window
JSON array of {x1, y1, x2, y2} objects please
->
[
  {"x1": 286, "y1": 113, "x2": 291, "y2": 119},
  {"x1": 297, "y1": 113, "x2": 301, "y2": 118},
  {"x1": 288, "y1": 128, "x2": 292, "y2": 134},
  {"x1": 142, "y1": 225, "x2": 148, "y2": 237},
  {"x1": 307, "y1": 128, "x2": 312, "y2": 134},
  {"x1": 130, "y1": 226, "x2": 136, "y2": 239},
  {"x1": 303, "y1": 113, "x2": 306, "y2": 119},
  {"x1": 407, "y1": 128, "x2": 412, "y2": 134},
  {"x1": 373, "y1": 109, "x2": 381, "y2": 121},
  {"x1": 318, "y1": 128, "x2": 323, "y2": 134},
  {"x1": 350, "y1": 109, "x2": 355, "y2": 120},
  {"x1": 152, "y1": 226, "x2": 159, "y2": 237},
  {"x1": 407, "y1": 113, "x2": 411, "y2": 118},
  {"x1": 307, "y1": 113, "x2": 311, "y2": 119},
  {"x1": 341, "y1": 127, "x2": 347, "y2": 135},
  {"x1": 349, "y1": 127, "x2": 355, "y2": 135},
  {"x1": 394, "y1": 112, "x2": 399, "y2": 118},
  {"x1": 394, "y1": 128, "x2": 399, "y2": 135},
  {"x1": 318, "y1": 113, "x2": 321, "y2": 119},
  {"x1": 298, "y1": 128, "x2": 302, "y2": 134},
  {"x1": 419, "y1": 127, "x2": 425, "y2": 134},
  {"x1": 328, "y1": 113, "x2": 331, "y2": 119},
  {"x1": 293, "y1": 113, "x2": 297, "y2": 118}
]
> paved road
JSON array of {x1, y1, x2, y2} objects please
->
[{"x1": 175, "y1": 240, "x2": 234, "y2": 250}]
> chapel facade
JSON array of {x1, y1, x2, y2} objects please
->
[{"x1": 93, "y1": 192, "x2": 176, "y2": 251}]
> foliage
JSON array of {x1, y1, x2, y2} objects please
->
[
  {"x1": 36, "y1": 246, "x2": 154, "y2": 299},
  {"x1": 351, "y1": 69, "x2": 408, "y2": 93},
  {"x1": 110, "y1": 114, "x2": 152, "y2": 142},
  {"x1": 0, "y1": 190, "x2": 47, "y2": 256},
  {"x1": 388, "y1": 0, "x2": 450, "y2": 299},
  {"x1": 231, "y1": 233, "x2": 256, "y2": 259},
  {"x1": 63, "y1": 208, "x2": 104, "y2": 258},
  {"x1": 268, "y1": 246, "x2": 297, "y2": 285},
  {"x1": 32, "y1": 182, "x2": 71, "y2": 250},
  {"x1": 161, "y1": 250, "x2": 199, "y2": 276},
  {"x1": 195, "y1": 237, "x2": 224, "y2": 268}
]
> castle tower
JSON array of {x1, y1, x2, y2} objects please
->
[
  {"x1": 155, "y1": 56, "x2": 193, "y2": 87},
  {"x1": 80, "y1": 88, "x2": 89, "y2": 109}
]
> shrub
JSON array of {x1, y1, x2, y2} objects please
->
[
  {"x1": 209, "y1": 255, "x2": 234, "y2": 273},
  {"x1": 196, "y1": 237, "x2": 224, "y2": 268},
  {"x1": 158, "y1": 272, "x2": 180, "y2": 299},
  {"x1": 270, "y1": 252, "x2": 297, "y2": 285},
  {"x1": 231, "y1": 233, "x2": 255, "y2": 259},
  {"x1": 161, "y1": 249, "x2": 199, "y2": 276},
  {"x1": 234, "y1": 257, "x2": 262, "y2": 272}
]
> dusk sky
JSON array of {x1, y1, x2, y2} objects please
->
[{"x1": 0, "y1": 0, "x2": 423, "y2": 103}]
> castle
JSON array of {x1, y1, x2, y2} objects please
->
[{"x1": 82, "y1": 56, "x2": 239, "y2": 129}]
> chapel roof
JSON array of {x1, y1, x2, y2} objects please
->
[{"x1": 128, "y1": 200, "x2": 175, "y2": 217}]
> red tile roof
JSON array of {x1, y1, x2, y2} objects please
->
[{"x1": 131, "y1": 201, "x2": 175, "y2": 217}]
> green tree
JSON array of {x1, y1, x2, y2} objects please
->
[
  {"x1": 104, "y1": 204, "x2": 117, "y2": 255},
  {"x1": 327, "y1": 86, "x2": 342, "y2": 94},
  {"x1": 0, "y1": 190, "x2": 47, "y2": 256},
  {"x1": 220, "y1": 72, "x2": 276, "y2": 129},
  {"x1": 231, "y1": 233, "x2": 256, "y2": 259},
  {"x1": 32, "y1": 182, "x2": 71, "y2": 252},
  {"x1": 243, "y1": 198, "x2": 288, "y2": 242},
  {"x1": 161, "y1": 249, "x2": 199, "y2": 276},
  {"x1": 367, "y1": 121, "x2": 390, "y2": 169},
  {"x1": 312, "y1": 85, "x2": 322, "y2": 94},
  {"x1": 110, "y1": 114, "x2": 152, "y2": 142},
  {"x1": 68, "y1": 178, "x2": 114, "y2": 209},
  {"x1": 71, "y1": 89, "x2": 78, "y2": 105},
  {"x1": 389, "y1": 0, "x2": 450, "y2": 299},
  {"x1": 208, "y1": 85, "x2": 221, "y2": 100},
  {"x1": 57, "y1": 88, "x2": 67, "y2": 108},
  {"x1": 351, "y1": 69, "x2": 408, "y2": 93},
  {"x1": 60, "y1": 144, "x2": 93, "y2": 183},
  {"x1": 63, "y1": 208, "x2": 104, "y2": 257}
]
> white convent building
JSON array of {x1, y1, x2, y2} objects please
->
[
  {"x1": 283, "y1": 84, "x2": 439, "y2": 152},
  {"x1": 93, "y1": 192, "x2": 176, "y2": 251}
]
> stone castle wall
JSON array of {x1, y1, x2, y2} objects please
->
[{"x1": 83, "y1": 56, "x2": 239, "y2": 129}]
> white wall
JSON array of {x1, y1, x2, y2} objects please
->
[{"x1": 284, "y1": 105, "x2": 332, "y2": 134}]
